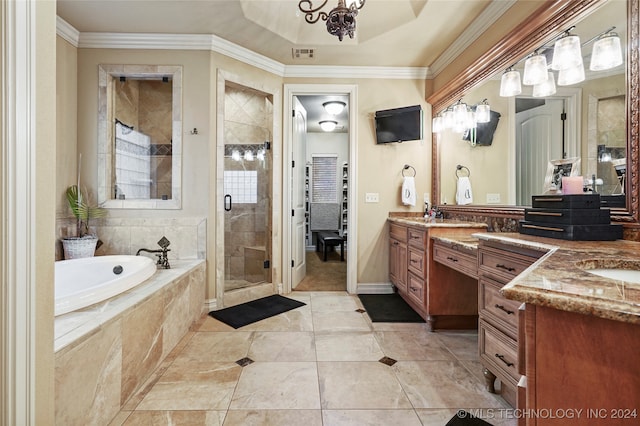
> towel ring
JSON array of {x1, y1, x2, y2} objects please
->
[
  {"x1": 456, "y1": 165, "x2": 470, "y2": 178},
  {"x1": 402, "y1": 164, "x2": 416, "y2": 177}
]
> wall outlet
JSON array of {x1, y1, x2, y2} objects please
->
[
  {"x1": 486, "y1": 193, "x2": 501, "y2": 204},
  {"x1": 365, "y1": 193, "x2": 379, "y2": 203}
]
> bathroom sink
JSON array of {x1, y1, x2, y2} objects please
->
[{"x1": 583, "y1": 268, "x2": 640, "y2": 284}]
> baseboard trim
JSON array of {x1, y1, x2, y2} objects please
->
[
  {"x1": 356, "y1": 282, "x2": 395, "y2": 294},
  {"x1": 205, "y1": 298, "x2": 217, "y2": 312}
]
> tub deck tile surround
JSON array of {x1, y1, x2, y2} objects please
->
[
  {"x1": 476, "y1": 232, "x2": 640, "y2": 323},
  {"x1": 54, "y1": 260, "x2": 205, "y2": 425}
]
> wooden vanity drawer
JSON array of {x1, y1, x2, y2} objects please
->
[
  {"x1": 408, "y1": 247, "x2": 426, "y2": 276},
  {"x1": 407, "y1": 227, "x2": 427, "y2": 248},
  {"x1": 479, "y1": 276, "x2": 520, "y2": 337},
  {"x1": 389, "y1": 223, "x2": 408, "y2": 243},
  {"x1": 433, "y1": 242, "x2": 478, "y2": 279},
  {"x1": 479, "y1": 320, "x2": 519, "y2": 384},
  {"x1": 479, "y1": 248, "x2": 535, "y2": 283},
  {"x1": 407, "y1": 273, "x2": 425, "y2": 306}
]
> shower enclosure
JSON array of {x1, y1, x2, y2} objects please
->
[{"x1": 222, "y1": 83, "x2": 273, "y2": 293}]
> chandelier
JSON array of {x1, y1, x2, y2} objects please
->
[{"x1": 298, "y1": 0, "x2": 366, "y2": 41}]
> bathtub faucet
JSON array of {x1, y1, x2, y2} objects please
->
[{"x1": 136, "y1": 247, "x2": 171, "y2": 269}]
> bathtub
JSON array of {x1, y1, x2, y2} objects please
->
[{"x1": 55, "y1": 255, "x2": 157, "y2": 316}]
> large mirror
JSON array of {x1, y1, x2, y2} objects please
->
[
  {"x1": 98, "y1": 64, "x2": 183, "y2": 209},
  {"x1": 429, "y1": 0, "x2": 639, "y2": 225}
]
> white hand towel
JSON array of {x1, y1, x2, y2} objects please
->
[
  {"x1": 456, "y1": 176, "x2": 473, "y2": 205},
  {"x1": 402, "y1": 176, "x2": 416, "y2": 206}
]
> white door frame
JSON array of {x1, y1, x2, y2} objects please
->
[{"x1": 283, "y1": 84, "x2": 358, "y2": 294}]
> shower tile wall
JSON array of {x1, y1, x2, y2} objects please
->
[{"x1": 224, "y1": 85, "x2": 273, "y2": 284}]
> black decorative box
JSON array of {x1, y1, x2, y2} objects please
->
[
  {"x1": 531, "y1": 194, "x2": 601, "y2": 209},
  {"x1": 519, "y1": 221, "x2": 623, "y2": 241},
  {"x1": 524, "y1": 208, "x2": 611, "y2": 225}
]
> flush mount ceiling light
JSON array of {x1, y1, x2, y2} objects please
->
[
  {"x1": 298, "y1": 0, "x2": 366, "y2": 41},
  {"x1": 319, "y1": 120, "x2": 338, "y2": 131},
  {"x1": 590, "y1": 31, "x2": 623, "y2": 71},
  {"x1": 323, "y1": 100, "x2": 346, "y2": 115}
]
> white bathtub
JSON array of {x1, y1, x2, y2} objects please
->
[{"x1": 55, "y1": 255, "x2": 157, "y2": 316}]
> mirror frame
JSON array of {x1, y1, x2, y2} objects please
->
[
  {"x1": 97, "y1": 64, "x2": 183, "y2": 209},
  {"x1": 428, "y1": 0, "x2": 639, "y2": 227}
]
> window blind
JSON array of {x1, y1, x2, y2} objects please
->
[{"x1": 311, "y1": 155, "x2": 338, "y2": 203}]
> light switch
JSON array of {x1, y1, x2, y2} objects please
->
[
  {"x1": 486, "y1": 193, "x2": 501, "y2": 204},
  {"x1": 365, "y1": 193, "x2": 379, "y2": 203}
]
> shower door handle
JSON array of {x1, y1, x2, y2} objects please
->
[{"x1": 224, "y1": 194, "x2": 232, "y2": 211}]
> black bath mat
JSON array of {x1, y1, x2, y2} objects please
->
[
  {"x1": 209, "y1": 294, "x2": 306, "y2": 329},
  {"x1": 358, "y1": 293, "x2": 425, "y2": 323},
  {"x1": 445, "y1": 411, "x2": 493, "y2": 426}
]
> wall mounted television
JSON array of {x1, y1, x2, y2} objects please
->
[{"x1": 374, "y1": 105, "x2": 423, "y2": 144}]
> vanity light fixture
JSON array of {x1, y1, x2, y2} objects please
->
[
  {"x1": 244, "y1": 150, "x2": 254, "y2": 161},
  {"x1": 319, "y1": 120, "x2": 338, "y2": 132},
  {"x1": 551, "y1": 32, "x2": 582, "y2": 70},
  {"x1": 231, "y1": 150, "x2": 241, "y2": 161},
  {"x1": 590, "y1": 31, "x2": 623, "y2": 71},
  {"x1": 475, "y1": 99, "x2": 491, "y2": 123},
  {"x1": 443, "y1": 108, "x2": 455, "y2": 130},
  {"x1": 500, "y1": 68, "x2": 522, "y2": 97},
  {"x1": 532, "y1": 72, "x2": 557, "y2": 97},
  {"x1": 522, "y1": 53, "x2": 549, "y2": 86},
  {"x1": 323, "y1": 100, "x2": 346, "y2": 115},
  {"x1": 257, "y1": 149, "x2": 265, "y2": 161},
  {"x1": 298, "y1": 0, "x2": 366, "y2": 41}
]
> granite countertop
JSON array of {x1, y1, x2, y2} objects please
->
[
  {"x1": 388, "y1": 216, "x2": 488, "y2": 230},
  {"x1": 475, "y1": 232, "x2": 640, "y2": 324},
  {"x1": 431, "y1": 235, "x2": 479, "y2": 256}
]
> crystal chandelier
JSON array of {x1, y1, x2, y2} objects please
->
[{"x1": 298, "y1": 0, "x2": 366, "y2": 41}]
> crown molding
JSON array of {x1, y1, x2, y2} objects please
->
[
  {"x1": 428, "y1": 0, "x2": 517, "y2": 78},
  {"x1": 284, "y1": 65, "x2": 429, "y2": 79},
  {"x1": 56, "y1": 18, "x2": 429, "y2": 80},
  {"x1": 56, "y1": 16, "x2": 80, "y2": 47}
]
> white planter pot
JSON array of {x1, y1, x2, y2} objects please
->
[{"x1": 62, "y1": 236, "x2": 98, "y2": 259}]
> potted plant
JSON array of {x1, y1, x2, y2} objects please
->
[{"x1": 62, "y1": 184, "x2": 107, "y2": 259}]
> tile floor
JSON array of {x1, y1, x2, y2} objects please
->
[{"x1": 109, "y1": 292, "x2": 516, "y2": 426}]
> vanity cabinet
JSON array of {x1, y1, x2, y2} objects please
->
[
  {"x1": 477, "y1": 240, "x2": 543, "y2": 408},
  {"x1": 522, "y1": 304, "x2": 640, "y2": 425},
  {"x1": 388, "y1": 220, "x2": 482, "y2": 330},
  {"x1": 389, "y1": 223, "x2": 407, "y2": 293}
]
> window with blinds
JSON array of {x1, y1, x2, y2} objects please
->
[{"x1": 311, "y1": 154, "x2": 338, "y2": 202}]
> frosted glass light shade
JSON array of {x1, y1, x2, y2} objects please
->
[
  {"x1": 453, "y1": 102, "x2": 468, "y2": 123},
  {"x1": 319, "y1": 120, "x2": 337, "y2": 131},
  {"x1": 432, "y1": 116, "x2": 444, "y2": 133},
  {"x1": 532, "y1": 72, "x2": 557, "y2": 97},
  {"x1": 500, "y1": 69, "x2": 522, "y2": 97},
  {"x1": 523, "y1": 54, "x2": 549, "y2": 85},
  {"x1": 557, "y1": 63, "x2": 585, "y2": 86},
  {"x1": 552, "y1": 35, "x2": 583, "y2": 70},
  {"x1": 475, "y1": 103, "x2": 491, "y2": 123},
  {"x1": 590, "y1": 33, "x2": 623, "y2": 71},
  {"x1": 323, "y1": 101, "x2": 346, "y2": 115}
]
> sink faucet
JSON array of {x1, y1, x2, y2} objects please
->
[{"x1": 136, "y1": 236, "x2": 171, "y2": 269}]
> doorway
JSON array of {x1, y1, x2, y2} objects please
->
[{"x1": 283, "y1": 85, "x2": 358, "y2": 294}]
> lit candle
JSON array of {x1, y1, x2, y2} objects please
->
[{"x1": 562, "y1": 176, "x2": 584, "y2": 194}]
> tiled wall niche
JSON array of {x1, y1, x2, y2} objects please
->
[{"x1": 56, "y1": 217, "x2": 206, "y2": 261}]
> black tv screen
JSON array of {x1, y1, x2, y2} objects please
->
[
  {"x1": 462, "y1": 110, "x2": 501, "y2": 146},
  {"x1": 375, "y1": 105, "x2": 423, "y2": 144}
]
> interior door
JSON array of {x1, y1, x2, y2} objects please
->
[
  {"x1": 515, "y1": 99, "x2": 565, "y2": 205},
  {"x1": 291, "y1": 97, "x2": 307, "y2": 288}
]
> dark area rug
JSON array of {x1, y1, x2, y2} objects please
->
[
  {"x1": 358, "y1": 293, "x2": 425, "y2": 323},
  {"x1": 445, "y1": 411, "x2": 493, "y2": 425},
  {"x1": 209, "y1": 294, "x2": 306, "y2": 329}
]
